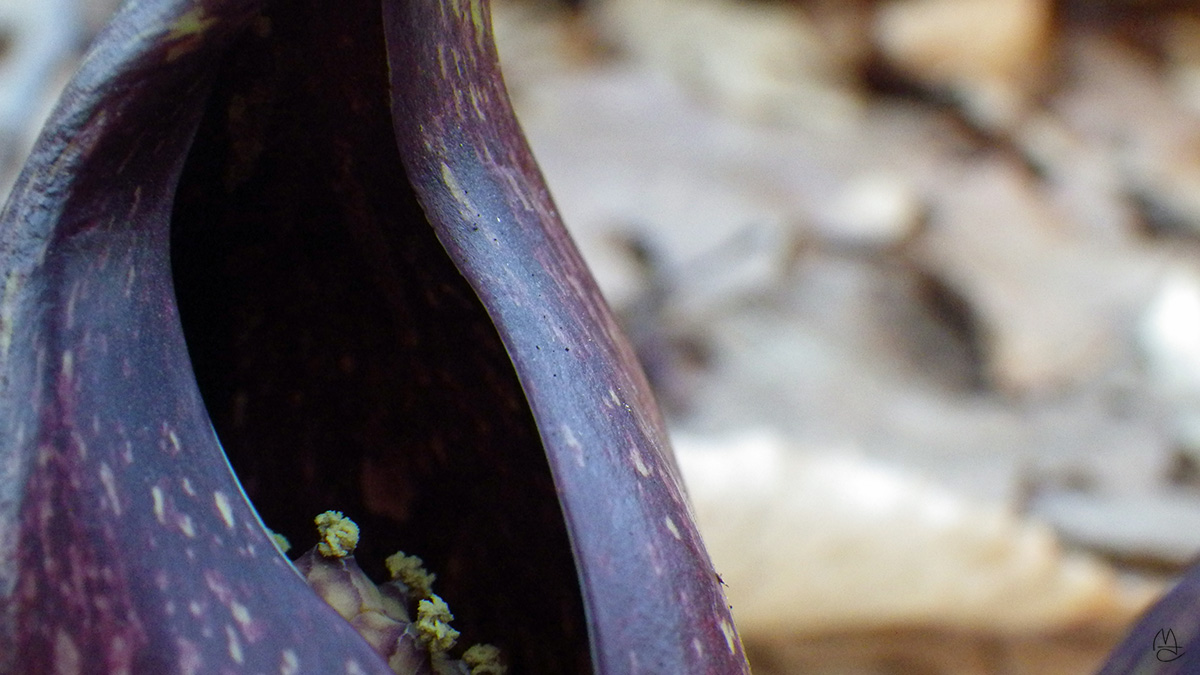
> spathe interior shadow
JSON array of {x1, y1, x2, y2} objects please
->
[{"x1": 169, "y1": 1, "x2": 588, "y2": 671}]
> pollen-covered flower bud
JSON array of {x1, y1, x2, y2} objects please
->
[
  {"x1": 315, "y1": 510, "x2": 360, "y2": 557},
  {"x1": 293, "y1": 511, "x2": 386, "y2": 621},
  {"x1": 386, "y1": 551, "x2": 437, "y2": 599},
  {"x1": 462, "y1": 644, "x2": 506, "y2": 675},
  {"x1": 288, "y1": 512, "x2": 503, "y2": 675},
  {"x1": 415, "y1": 595, "x2": 459, "y2": 654}
]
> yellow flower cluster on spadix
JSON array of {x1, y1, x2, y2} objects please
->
[{"x1": 290, "y1": 511, "x2": 505, "y2": 675}]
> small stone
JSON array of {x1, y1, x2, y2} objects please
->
[
  {"x1": 812, "y1": 172, "x2": 923, "y2": 250},
  {"x1": 674, "y1": 430, "x2": 1159, "y2": 635},
  {"x1": 873, "y1": 0, "x2": 1052, "y2": 129},
  {"x1": 1139, "y1": 266, "x2": 1200, "y2": 452},
  {"x1": 1027, "y1": 489, "x2": 1200, "y2": 566}
]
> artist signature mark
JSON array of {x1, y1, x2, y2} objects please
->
[{"x1": 1155, "y1": 628, "x2": 1185, "y2": 663}]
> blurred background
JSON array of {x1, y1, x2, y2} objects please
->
[{"x1": 8, "y1": 0, "x2": 1200, "y2": 672}]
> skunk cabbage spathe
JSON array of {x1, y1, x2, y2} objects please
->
[{"x1": 0, "y1": 0, "x2": 750, "y2": 672}]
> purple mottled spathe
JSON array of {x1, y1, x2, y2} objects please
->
[{"x1": 0, "y1": 0, "x2": 751, "y2": 673}]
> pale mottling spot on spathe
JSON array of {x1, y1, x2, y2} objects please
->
[
  {"x1": 151, "y1": 485, "x2": 166, "y2": 524},
  {"x1": 280, "y1": 649, "x2": 300, "y2": 675},
  {"x1": 188, "y1": 600, "x2": 204, "y2": 617},
  {"x1": 61, "y1": 350, "x2": 74, "y2": 381},
  {"x1": 231, "y1": 600, "x2": 252, "y2": 629},
  {"x1": 64, "y1": 279, "x2": 80, "y2": 330},
  {"x1": 181, "y1": 477, "x2": 196, "y2": 496},
  {"x1": 645, "y1": 541, "x2": 666, "y2": 577},
  {"x1": 345, "y1": 659, "x2": 367, "y2": 675},
  {"x1": 0, "y1": 272, "x2": 21, "y2": 363},
  {"x1": 99, "y1": 462, "x2": 121, "y2": 515},
  {"x1": 107, "y1": 633, "x2": 134, "y2": 674},
  {"x1": 214, "y1": 491, "x2": 235, "y2": 530},
  {"x1": 560, "y1": 423, "x2": 585, "y2": 467},
  {"x1": 177, "y1": 637, "x2": 202, "y2": 675},
  {"x1": 664, "y1": 516, "x2": 682, "y2": 540},
  {"x1": 206, "y1": 568, "x2": 234, "y2": 604},
  {"x1": 719, "y1": 619, "x2": 737, "y2": 654},
  {"x1": 53, "y1": 629, "x2": 81, "y2": 675},
  {"x1": 629, "y1": 446, "x2": 652, "y2": 478},
  {"x1": 167, "y1": 429, "x2": 182, "y2": 454},
  {"x1": 692, "y1": 637, "x2": 705, "y2": 660},
  {"x1": 440, "y1": 162, "x2": 481, "y2": 227},
  {"x1": 70, "y1": 431, "x2": 87, "y2": 460},
  {"x1": 164, "y1": 8, "x2": 217, "y2": 62},
  {"x1": 470, "y1": 88, "x2": 485, "y2": 121},
  {"x1": 467, "y1": 0, "x2": 487, "y2": 50},
  {"x1": 226, "y1": 624, "x2": 244, "y2": 664},
  {"x1": 177, "y1": 513, "x2": 196, "y2": 538}
]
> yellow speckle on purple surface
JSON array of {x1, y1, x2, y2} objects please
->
[
  {"x1": 231, "y1": 600, "x2": 252, "y2": 629},
  {"x1": 214, "y1": 491, "x2": 235, "y2": 529},
  {"x1": 441, "y1": 162, "x2": 481, "y2": 226},
  {"x1": 99, "y1": 462, "x2": 120, "y2": 515},
  {"x1": 664, "y1": 516, "x2": 681, "y2": 540},
  {"x1": 164, "y1": 8, "x2": 217, "y2": 62},
  {"x1": 280, "y1": 649, "x2": 300, "y2": 675},
  {"x1": 225, "y1": 624, "x2": 244, "y2": 664},
  {"x1": 630, "y1": 446, "x2": 652, "y2": 478},
  {"x1": 61, "y1": 350, "x2": 74, "y2": 381},
  {"x1": 177, "y1": 513, "x2": 196, "y2": 538},
  {"x1": 719, "y1": 619, "x2": 737, "y2": 654},
  {"x1": 54, "y1": 629, "x2": 81, "y2": 675},
  {"x1": 0, "y1": 272, "x2": 21, "y2": 363},
  {"x1": 268, "y1": 530, "x2": 291, "y2": 554},
  {"x1": 151, "y1": 485, "x2": 166, "y2": 524},
  {"x1": 469, "y1": 0, "x2": 486, "y2": 50}
]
